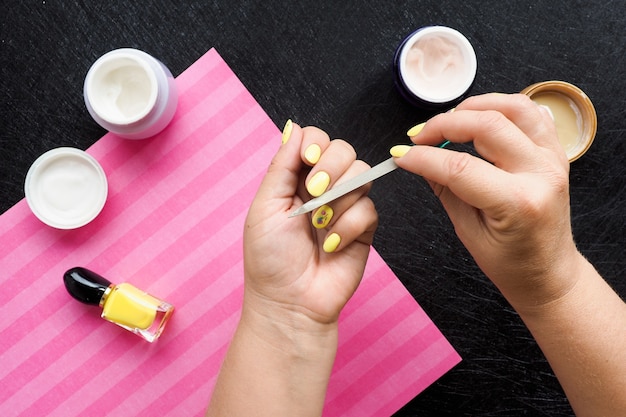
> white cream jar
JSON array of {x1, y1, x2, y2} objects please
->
[
  {"x1": 394, "y1": 26, "x2": 477, "y2": 109},
  {"x1": 25, "y1": 147, "x2": 108, "y2": 229},
  {"x1": 84, "y1": 48, "x2": 178, "y2": 139}
]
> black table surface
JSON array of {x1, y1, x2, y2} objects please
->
[{"x1": 2, "y1": 1, "x2": 625, "y2": 416}]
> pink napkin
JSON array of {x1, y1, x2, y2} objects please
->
[{"x1": 0, "y1": 49, "x2": 460, "y2": 417}]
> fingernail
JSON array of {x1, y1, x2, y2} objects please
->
[
  {"x1": 447, "y1": 107, "x2": 456, "y2": 113},
  {"x1": 323, "y1": 233, "x2": 341, "y2": 253},
  {"x1": 312, "y1": 205, "x2": 333, "y2": 229},
  {"x1": 304, "y1": 144, "x2": 322, "y2": 164},
  {"x1": 390, "y1": 145, "x2": 412, "y2": 158},
  {"x1": 406, "y1": 122, "x2": 426, "y2": 137},
  {"x1": 307, "y1": 171, "x2": 330, "y2": 197},
  {"x1": 281, "y1": 119, "x2": 293, "y2": 144}
]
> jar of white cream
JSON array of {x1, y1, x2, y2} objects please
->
[
  {"x1": 24, "y1": 147, "x2": 108, "y2": 229},
  {"x1": 84, "y1": 48, "x2": 178, "y2": 140},
  {"x1": 394, "y1": 26, "x2": 477, "y2": 109}
]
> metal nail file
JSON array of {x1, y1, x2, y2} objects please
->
[{"x1": 288, "y1": 156, "x2": 399, "y2": 217}]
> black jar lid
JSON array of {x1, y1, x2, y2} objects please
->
[{"x1": 63, "y1": 267, "x2": 112, "y2": 306}]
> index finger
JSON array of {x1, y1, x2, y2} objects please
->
[
  {"x1": 393, "y1": 144, "x2": 516, "y2": 212},
  {"x1": 409, "y1": 109, "x2": 542, "y2": 172},
  {"x1": 457, "y1": 93, "x2": 562, "y2": 154}
]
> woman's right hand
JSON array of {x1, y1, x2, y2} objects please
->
[{"x1": 390, "y1": 93, "x2": 581, "y2": 311}]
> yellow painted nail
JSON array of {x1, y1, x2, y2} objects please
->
[
  {"x1": 304, "y1": 143, "x2": 322, "y2": 164},
  {"x1": 406, "y1": 122, "x2": 426, "y2": 137},
  {"x1": 281, "y1": 119, "x2": 293, "y2": 144},
  {"x1": 323, "y1": 233, "x2": 341, "y2": 253},
  {"x1": 312, "y1": 205, "x2": 333, "y2": 229},
  {"x1": 390, "y1": 145, "x2": 412, "y2": 158},
  {"x1": 307, "y1": 171, "x2": 330, "y2": 197}
]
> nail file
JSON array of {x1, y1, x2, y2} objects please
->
[
  {"x1": 288, "y1": 140, "x2": 450, "y2": 218},
  {"x1": 288, "y1": 157, "x2": 399, "y2": 217}
]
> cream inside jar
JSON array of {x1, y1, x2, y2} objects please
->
[
  {"x1": 395, "y1": 26, "x2": 477, "y2": 107},
  {"x1": 522, "y1": 81, "x2": 597, "y2": 162},
  {"x1": 533, "y1": 92, "x2": 581, "y2": 153},
  {"x1": 86, "y1": 53, "x2": 158, "y2": 125},
  {"x1": 84, "y1": 48, "x2": 178, "y2": 140},
  {"x1": 25, "y1": 148, "x2": 108, "y2": 229}
]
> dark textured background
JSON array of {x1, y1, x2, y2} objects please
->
[{"x1": 2, "y1": 1, "x2": 625, "y2": 416}]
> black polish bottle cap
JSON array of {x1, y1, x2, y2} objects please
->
[{"x1": 63, "y1": 267, "x2": 112, "y2": 306}]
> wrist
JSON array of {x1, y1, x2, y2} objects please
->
[
  {"x1": 505, "y1": 248, "x2": 588, "y2": 316},
  {"x1": 239, "y1": 289, "x2": 339, "y2": 358},
  {"x1": 209, "y1": 288, "x2": 339, "y2": 417}
]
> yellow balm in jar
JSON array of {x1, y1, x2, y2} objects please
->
[{"x1": 522, "y1": 81, "x2": 597, "y2": 162}]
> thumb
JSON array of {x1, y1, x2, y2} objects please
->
[
  {"x1": 252, "y1": 120, "x2": 305, "y2": 210},
  {"x1": 393, "y1": 145, "x2": 515, "y2": 212}
]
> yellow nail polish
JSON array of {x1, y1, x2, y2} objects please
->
[
  {"x1": 406, "y1": 122, "x2": 426, "y2": 137},
  {"x1": 312, "y1": 205, "x2": 333, "y2": 229},
  {"x1": 64, "y1": 267, "x2": 174, "y2": 342},
  {"x1": 103, "y1": 283, "x2": 157, "y2": 330},
  {"x1": 390, "y1": 145, "x2": 412, "y2": 158},
  {"x1": 281, "y1": 119, "x2": 293, "y2": 144},
  {"x1": 304, "y1": 144, "x2": 322, "y2": 164},
  {"x1": 307, "y1": 171, "x2": 330, "y2": 197},
  {"x1": 323, "y1": 233, "x2": 341, "y2": 253}
]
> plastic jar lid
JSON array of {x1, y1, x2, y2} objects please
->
[{"x1": 24, "y1": 147, "x2": 108, "y2": 229}]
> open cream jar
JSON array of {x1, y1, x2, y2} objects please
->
[
  {"x1": 84, "y1": 48, "x2": 178, "y2": 140},
  {"x1": 394, "y1": 26, "x2": 477, "y2": 108},
  {"x1": 25, "y1": 148, "x2": 108, "y2": 229},
  {"x1": 522, "y1": 81, "x2": 597, "y2": 162}
]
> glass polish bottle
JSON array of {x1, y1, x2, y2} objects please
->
[{"x1": 63, "y1": 267, "x2": 174, "y2": 342}]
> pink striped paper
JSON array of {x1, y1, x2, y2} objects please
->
[{"x1": 0, "y1": 49, "x2": 460, "y2": 417}]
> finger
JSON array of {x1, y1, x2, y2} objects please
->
[
  {"x1": 457, "y1": 93, "x2": 561, "y2": 152},
  {"x1": 427, "y1": 180, "x2": 488, "y2": 248},
  {"x1": 305, "y1": 139, "x2": 357, "y2": 197},
  {"x1": 321, "y1": 196, "x2": 378, "y2": 253},
  {"x1": 253, "y1": 120, "x2": 305, "y2": 207},
  {"x1": 393, "y1": 144, "x2": 517, "y2": 212},
  {"x1": 408, "y1": 109, "x2": 541, "y2": 172},
  {"x1": 300, "y1": 126, "x2": 331, "y2": 166},
  {"x1": 310, "y1": 159, "x2": 372, "y2": 229}
]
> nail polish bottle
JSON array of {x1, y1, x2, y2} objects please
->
[{"x1": 63, "y1": 267, "x2": 174, "y2": 342}]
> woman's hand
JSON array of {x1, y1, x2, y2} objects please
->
[
  {"x1": 391, "y1": 93, "x2": 577, "y2": 310},
  {"x1": 391, "y1": 93, "x2": 626, "y2": 417},
  {"x1": 208, "y1": 122, "x2": 377, "y2": 417},
  {"x1": 243, "y1": 121, "x2": 378, "y2": 327}
]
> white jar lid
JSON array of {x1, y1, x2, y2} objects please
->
[{"x1": 25, "y1": 147, "x2": 108, "y2": 229}]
